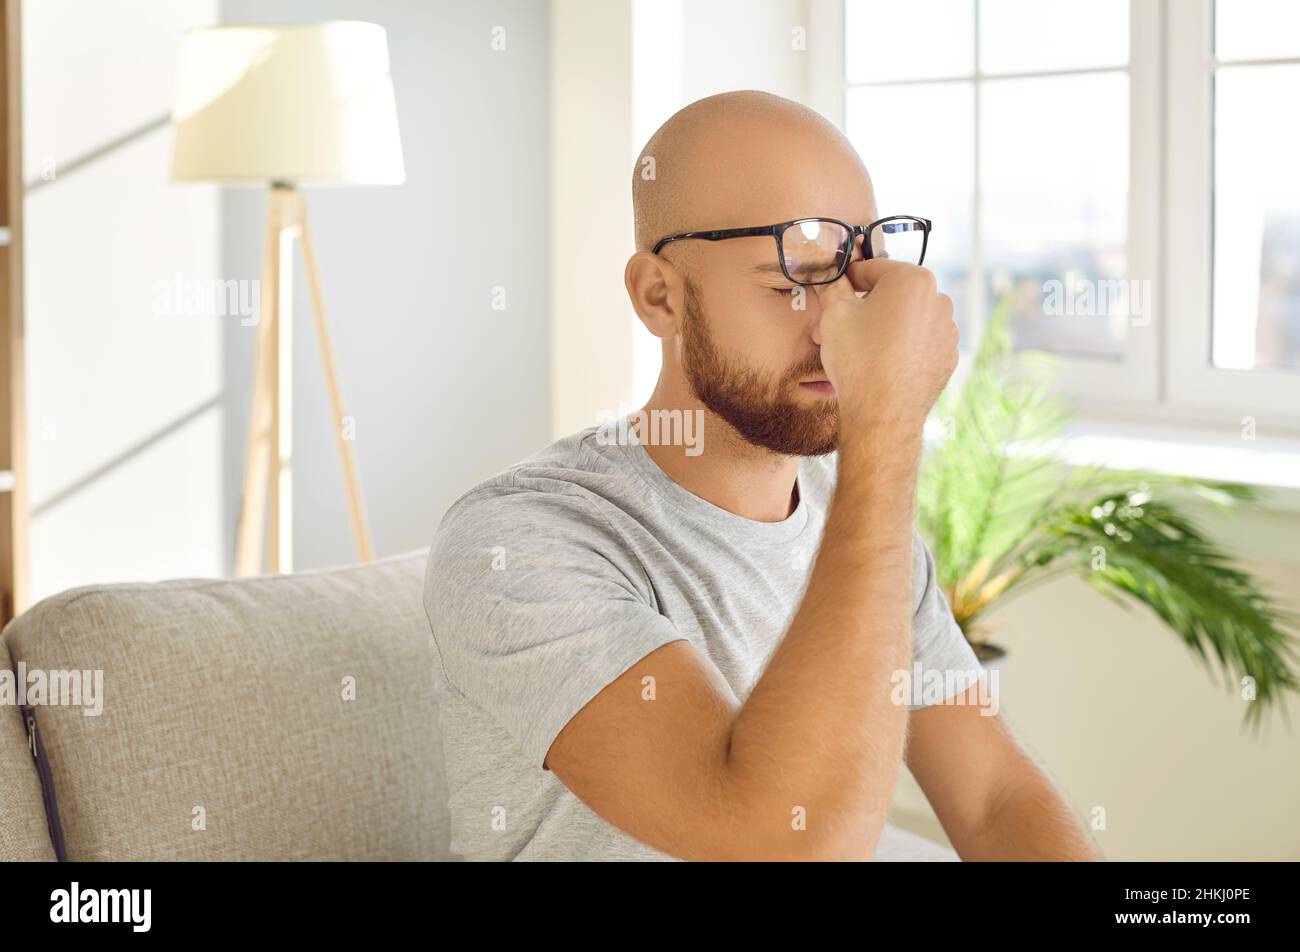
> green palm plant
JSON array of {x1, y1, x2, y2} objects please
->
[{"x1": 918, "y1": 299, "x2": 1300, "y2": 732}]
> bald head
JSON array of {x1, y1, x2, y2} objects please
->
[{"x1": 631, "y1": 90, "x2": 875, "y2": 255}]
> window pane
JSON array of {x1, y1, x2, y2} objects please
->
[
  {"x1": 1213, "y1": 65, "x2": 1300, "y2": 371},
  {"x1": 979, "y1": 0, "x2": 1128, "y2": 75},
  {"x1": 845, "y1": 0, "x2": 974, "y2": 83},
  {"x1": 1216, "y1": 0, "x2": 1300, "y2": 61},
  {"x1": 845, "y1": 82, "x2": 974, "y2": 338},
  {"x1": 981, "y1": 73, "x2": 1130, "y2": 359}
]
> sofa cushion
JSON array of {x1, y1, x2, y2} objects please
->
[
  {"x1": 0, "y1": 636, "x2": 58, "y2": 861},
  {"x1": 2, "y1": 550, "x2": 449, "y2": 860}
]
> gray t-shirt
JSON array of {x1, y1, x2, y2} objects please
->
[{"x1": 423, "y1": 417, "x2": 981, "y2": 861}]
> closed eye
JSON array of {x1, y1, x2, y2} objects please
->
[{"x1": 770, "y1": 286, "x2": 799, "y2": 297}]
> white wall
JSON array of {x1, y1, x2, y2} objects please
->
[
  {"x1": 23, "y1": 0, "x2": 223, "y2": 601},
  {"x1": 550, "y1": 0, "x2": 639, "y2": 437}
]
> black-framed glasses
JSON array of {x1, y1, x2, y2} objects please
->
[{"x1": 651, "y1": 215, "x2": 931, "y2": 286}]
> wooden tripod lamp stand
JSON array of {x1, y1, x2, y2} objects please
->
[{"x1": 170, "y1": 22, "x2": 405, "y2": 574}]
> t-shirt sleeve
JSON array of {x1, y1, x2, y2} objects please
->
[
  {"x1": 907, "y1": 528, "x2": 984, "y2": 710},
  {"x1": 424, "y1": 485, "x2": 688, "y2": 770}
]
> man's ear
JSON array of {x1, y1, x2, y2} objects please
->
[{"x1": 624, "y1": 251, "x2": 682, "y2": 340}]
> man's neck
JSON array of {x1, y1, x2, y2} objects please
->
[{"x1": 634, "y1": 393, "x2": 801, "y2": 524}]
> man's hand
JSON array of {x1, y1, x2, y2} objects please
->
[{"x1": 812, "y1": 260, "x2": 958, "y2": 441}]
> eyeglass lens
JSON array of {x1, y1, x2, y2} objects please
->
[
  {"x1": 868, "y1": 219, "x2": 926, "y2": 266},
  {"x1": 779, "y1": 220, "x2": 852, "y2": 285},
  {"x1": 780, "y1": 218, "x2": 926, "y2": 285}
]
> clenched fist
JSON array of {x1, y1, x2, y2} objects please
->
[{"x1": 812, "y1": 259, "x2": 958, "y2": 447}]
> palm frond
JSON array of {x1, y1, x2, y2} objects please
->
[
  {"x1": 918, "y1": 300, "x2": 1300, "y2": 731},
  {"x1": 1028, "y1": 490, "x2": 1299, "y2": 733}
]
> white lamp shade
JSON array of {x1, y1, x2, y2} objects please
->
[{"x1": 171, "y1": 21, "x2": 405, "y2": 185}]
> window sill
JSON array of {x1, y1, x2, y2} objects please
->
[
  {"x1": 922, "y1": 415, "x2": 1300, "y2": 564},
  {"x1": 922, "y1": 415, "x2": 1300, "y2": 513},
  {"x1": 1055, "y1": 418, "x2": 1300, "y2": 513}
]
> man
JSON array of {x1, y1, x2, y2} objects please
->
[{"x1": 424, "y1": 90, "x2": 1101, "y2": 861}]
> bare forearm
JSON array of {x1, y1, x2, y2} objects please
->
[
  {"x1": 723, "y1": 431, "x2": 922, "y2": 858},
  {"x1": 959, "y1": 773, "x2": 1104, "y2": 861}
]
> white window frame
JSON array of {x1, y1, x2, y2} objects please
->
[
  {"x1": 813, "y1": 0, "x2": 1300, "y2": 434},
  {"x1": 1165, "y1": 0, "x2": 1300, "y2": 430}
]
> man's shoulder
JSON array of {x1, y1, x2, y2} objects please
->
[
  {"x1": 432, "y1": 424, "x2": 632, "y2": 547},
  {"x1": 423, "y1": 426, "x2": 650, "y2": 616}
]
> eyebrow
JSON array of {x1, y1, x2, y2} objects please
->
[
  {"x1": 744, "y1": 256, "x2": 852, "y2": 278},
  {"x1": 745, "y1": 240, "x2": 873, "y2": 275}
]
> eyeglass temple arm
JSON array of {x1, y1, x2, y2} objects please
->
[{"x1": 652, "y1": 225, "x2": 781, "y2": 255}]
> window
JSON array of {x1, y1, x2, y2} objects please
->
[
  {"x1": 1166, "y1": 0, "x2": 1300, "y2": 425},
  {"x1": 823, "y1": 0, "x2": 1300, "y2": 429}
]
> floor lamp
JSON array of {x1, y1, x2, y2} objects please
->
[{"x1": 170, "y1": 22, "x2": 405, "y2": 574}]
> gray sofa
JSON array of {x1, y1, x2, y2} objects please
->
[{"x1": 0, "y1": 550, "x2": 955, "y2": 861}]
